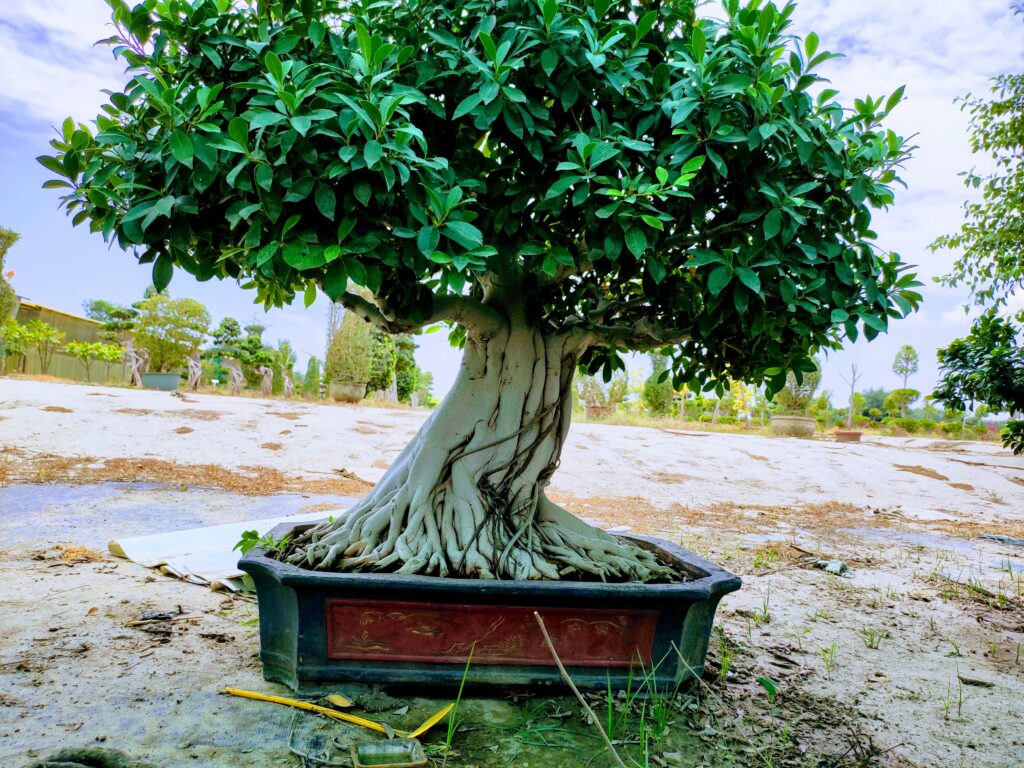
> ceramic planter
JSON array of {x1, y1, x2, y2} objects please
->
[
  {"x1": 141, "y1": 371, "x2": 181, "y2": 391},
  {"x1": 770, "y1": 414, "x2": 816, "y2": 438},
  {"x1": 834, "y1": 430, "x2": 863, "y2": 443},
  {"x1": 239, "y1": 523, "x2": 740, "y2": 692},
  {"x1": 330, "y1": 381, "x2": 366, "y2": 403}
]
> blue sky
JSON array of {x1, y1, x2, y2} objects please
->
[{"x1": 2, "y1": 0, "x2": 1022, "y2": 401}]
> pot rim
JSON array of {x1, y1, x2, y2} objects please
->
[{"x1": 241, "y1": 520, "x2": 741, "y2": 603}]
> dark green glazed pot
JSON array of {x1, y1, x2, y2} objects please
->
[{"x1": 240, "y1": 522, "x2": 740, "y2": 692}]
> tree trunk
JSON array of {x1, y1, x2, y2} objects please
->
[{"x1": 285, "y1": 302, "x2": 672, "y2": 582}]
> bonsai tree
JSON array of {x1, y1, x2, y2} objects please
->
[
  {"x1": 83, "y1": 299, "x2": 139, "y2": 344},
  {"x1": 580, "y1": 373, "x2": 629, "y2": 413},
  {"x1": 41, "y1": 0, "x2": 919, "y2": 580},
  {"x1": 367, "y1": 327, "x2": 398, "y2": 395},
  {"x1": 133, "y1": 293, "x2": 210, "y2": 372},
  {"x1": 325, "y1": 309, "x2": 372, "y2": 386},
  {"x1": 642, "y1": 355, "x2": 675, "y2": 417},
  {"x1": 884, "y1": 387, "x2": 919, "y2": 419},
  {"x1": 212, "y1": 317, "x2": 243, "y2": 348},
  {"x1": 771, "y1": 359, "x2": 821, "y2": 415},
  {"x1": 394, "y1": 335, "x2": 421, "y2": 402},
  {"x1": 303, "y1": 356, "x2": 322, "y2": 398}
]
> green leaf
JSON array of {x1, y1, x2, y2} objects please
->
[
  {"x1": 364, "y1": 139, "x2": 383, "y2": 168},
  {"x1": 417, "y1": 225, "x2": 440, "y2": 256},
  {"x1": 691, "y1": 24, "x2": 706, "y2": 62},
  {"x1": 264, "y1": 51, "x2": 284, "y2": 83},
  {"x1": 322, "y1": 260, "x2": 348, "y2": 300},
  {"x1": 353, "y1": 180, "x2": 372, "y2": 206},
  {"x1": 736, "y1": 267, "x2": 762, "y2": 295},
  {"x1": 641, "y1": 215, "x2": 664, "y2": 231},
  {"x1": 885, "y1": 85, "x2": 906, "y2": 113},
  {"x1": 453, "y1": 93, "x2": 482, "y2": 120},
  {"x1": 442, "y1": 220, "x2": 483, "y2": 250},
  {"x1": 541, "y1": 49, "x2": 558, "y2": 77},
  {"x1": 646, "y1": 256, "x2": 666, "y2": 284},
  {"x1": 169, "y1": 130, "x2": 193, "y2": 168},
  {"x1": 228, "y1": 117, "x2": 248, "y2": 148},
  {"x1": 708, "y1": 265, "x2": 732, "y2": 296},
  {"x1": 304, "y1": 282, "x2": 318, "y2": 308},
  {"x1": 315, "y1": 182, "x2": 336, "y2": 219},
  {"x1": 805, "y1": 32, "x2": 819, "y2": 59},
  {"x1": 830, "y1": 308, "x2": 850, "y2": 323},
  {"x1": 763, "y1": 209, "x2": 782, "y2": 240},
  {"x1": 624, "y1": 227, "x2": 647, "y2": 258},
  {"x1": 152, "y1": 253, "x2": 173, "y2": 292}
]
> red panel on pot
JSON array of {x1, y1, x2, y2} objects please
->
[{"x1": 325, "y1": 599, "x2": 659, "y2": 667}]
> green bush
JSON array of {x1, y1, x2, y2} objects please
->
[
  {"x1": 717, "y1": 415, "x2": 739, "y2": 424},
  {"x1": 394, "y1": 335, "x2": 420, "y2": 403},
  {"x1": 940, "y1": 422, "x2": 961, "y2": 434},
  {"x1": 326, "y1": 310, "x2": 372, "y2": 384},
  {"x1": 133, "y1": 293, "x2": 209, "y2": 372},
  {"x1": 642, "y1": 357, "x2": 674, "y2": 417},
  {"x1": 367, "y1": 327, "x2": 397, "y2": 394}
]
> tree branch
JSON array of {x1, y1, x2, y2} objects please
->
[{"x1": 338, "y1": 291, "x2": 503, "y2": 337}]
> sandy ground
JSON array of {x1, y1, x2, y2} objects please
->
[{"x1": 2, "y1": 378, "x2": 1024, "y2": 768}]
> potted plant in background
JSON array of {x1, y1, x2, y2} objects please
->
[
  {"x1": 580, "y1": 373, "x2": 628, "y2": 420},
  {"x1": 133, "y1": 293, "x2": 210, "y2": 390},
  {"x1": 43, "y1": 0, "x2": 920, "y2": 692},
  {"x1": 325, "y1": 309, "x2": 372, "y2": 403},
  {"x1": 770, "y1": 359, "x2": 821, "y2": 438}
]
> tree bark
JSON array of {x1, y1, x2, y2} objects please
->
[{"x1": 285, "y1": 298, "x2": 673, "y2": 582}]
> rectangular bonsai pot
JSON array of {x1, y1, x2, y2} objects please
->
[{"x1": 239, "y1": 522, "x2": 740, "y2": 692}]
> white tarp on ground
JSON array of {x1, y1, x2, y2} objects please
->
[{"x1": 107, "y1": 511, "x2": 342, "y2": 591}]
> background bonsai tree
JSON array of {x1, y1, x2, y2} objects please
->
[
  {"x1": 42, "y1": 0, "x2": 919, "y2": 581},
  {"x1": 892, "y1": 344, "x2": 918, "y2": 390},
  {"x1": 367, "y1": 327, "x2": 398, "y2": 395},
  {"x1": 771, "y1": 358, "x2": 821, "y2": 415},
  {"x1": 133, "y1": 293, "x2": 210, "y2": 372},
  {"x1": 0, "y1": 317, "x2": 28, "y2": 374},
  {"x1": 579, "y1": 372, "x2": 629, "y2": 414},
  {"x1": 303, "y1": 356, "x2": 322, "y2": 398},
  {"x1": 83, "y1": 299, "x2": 139, "y2": 344},
  {"x1": 642, "y1": 354, "x2": 675, "y2": 417},
  {"x1": 325, "y1": 309, "x2": 373, "y2": 387},
  {"x1": 394, "y1": 335, "x2": 421, "y2": 403}
]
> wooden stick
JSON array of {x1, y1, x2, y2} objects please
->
[{"x1": 533, "y1": 612, "x2": 627, "y2": 768}]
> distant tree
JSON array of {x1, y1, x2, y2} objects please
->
[
  {"x1": 24, "y1": 320, "x2": 65, "y2": 375},
  {"x1": 933, "y1": 312, "x2": 1023, "y2": 453},
  {"x1": 303, "y1": 356, "x2": 322, "y2": 399},
  {"x1": 394, "y1": 335, "x2": 420, "y2": 403},
  {"x1": 772, "y1": 358, "x2": 821, "y2": 415},
  {"x1": 861, "y1": 387, "x2": 889, "y2": 418},
  {"x1": 0, "y1": 227, "x2": 21, "y2": 319},
  {"x1": 367, "y1": 327, "x2": 397, "y2": 394},
  {"x1": 892, "y1": 344, "x2": 919, "y2": 389},
  {"x1": 133, "y1": 294, "x2": 209, "y2": 372},
  {"x1": 66, "y1": 341, "x2": 103, "y2": 381},
  {"x1": 83, "y1": 299, "x2": 138, "y2": 344},
  {"x1": 642, "y1": 355, "x2": 674, "y2": 417},
  {"x1": 884, "y1": 388, "x2": 920, "y2": 418},
  {"x1": 0, "y1": 317, "x2": 28, "y2": 374},
  {"x1": 839, "y1": 363, "x2": 863, "y2": 429},
  {"x1": 243, "y1": 323, "x2": 266, "y2": 342},
  {"x1": 415, "y1": 370, "x2": 435, "y2": 408},
  {"x1": 325, "y1": 310, "x2": 372, "y2": 386},
  {"x1": 211, "y1": 317, "x2": 243, "y2": 348}
]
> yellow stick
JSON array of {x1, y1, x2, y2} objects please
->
[{"x1": 222, "y1": 687, "x2": 405, "y2": 736}]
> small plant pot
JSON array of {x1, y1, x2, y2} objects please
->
[
  {"x1": 240, "y1": 523, "x2": 741, "y2": 692},
  {"x1": 834, "y1": 430, "x2": 863, "y2": 443},
  {"x1": 330, "y1": 381, "x2": 366, "y2": 403},
  {"x1": 584, "y1": 404, "x2": 612, "y2": 419},
  {"x1": 141, "y1": 372, "x2": 181, "y2": 391},
  {"x1": 770, "y1": 414, "x2": 816, "y2": 438}
]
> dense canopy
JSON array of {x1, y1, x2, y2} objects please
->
[{"x1": 43, "y1": 0, "x2": 919, "y2": 394}]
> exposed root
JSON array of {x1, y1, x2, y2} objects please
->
[{"x1": 282, "y1": 320, "x2": 680, "y2": 584}]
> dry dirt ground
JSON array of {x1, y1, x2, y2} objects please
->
[{"x1": 1, "y1": 378, "x2": 1023, "y2": 768}]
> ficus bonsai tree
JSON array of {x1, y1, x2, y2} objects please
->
[
  {"x1": 133, "y1": 292, "x2": 210, "y2": 372},
  {"x1": 42, "y1": 0, "x2": 919, "y2": 581}
]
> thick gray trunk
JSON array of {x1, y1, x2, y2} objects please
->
[{"x1": 286, "y1": 309, "x2": 672, "y2": 582}]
